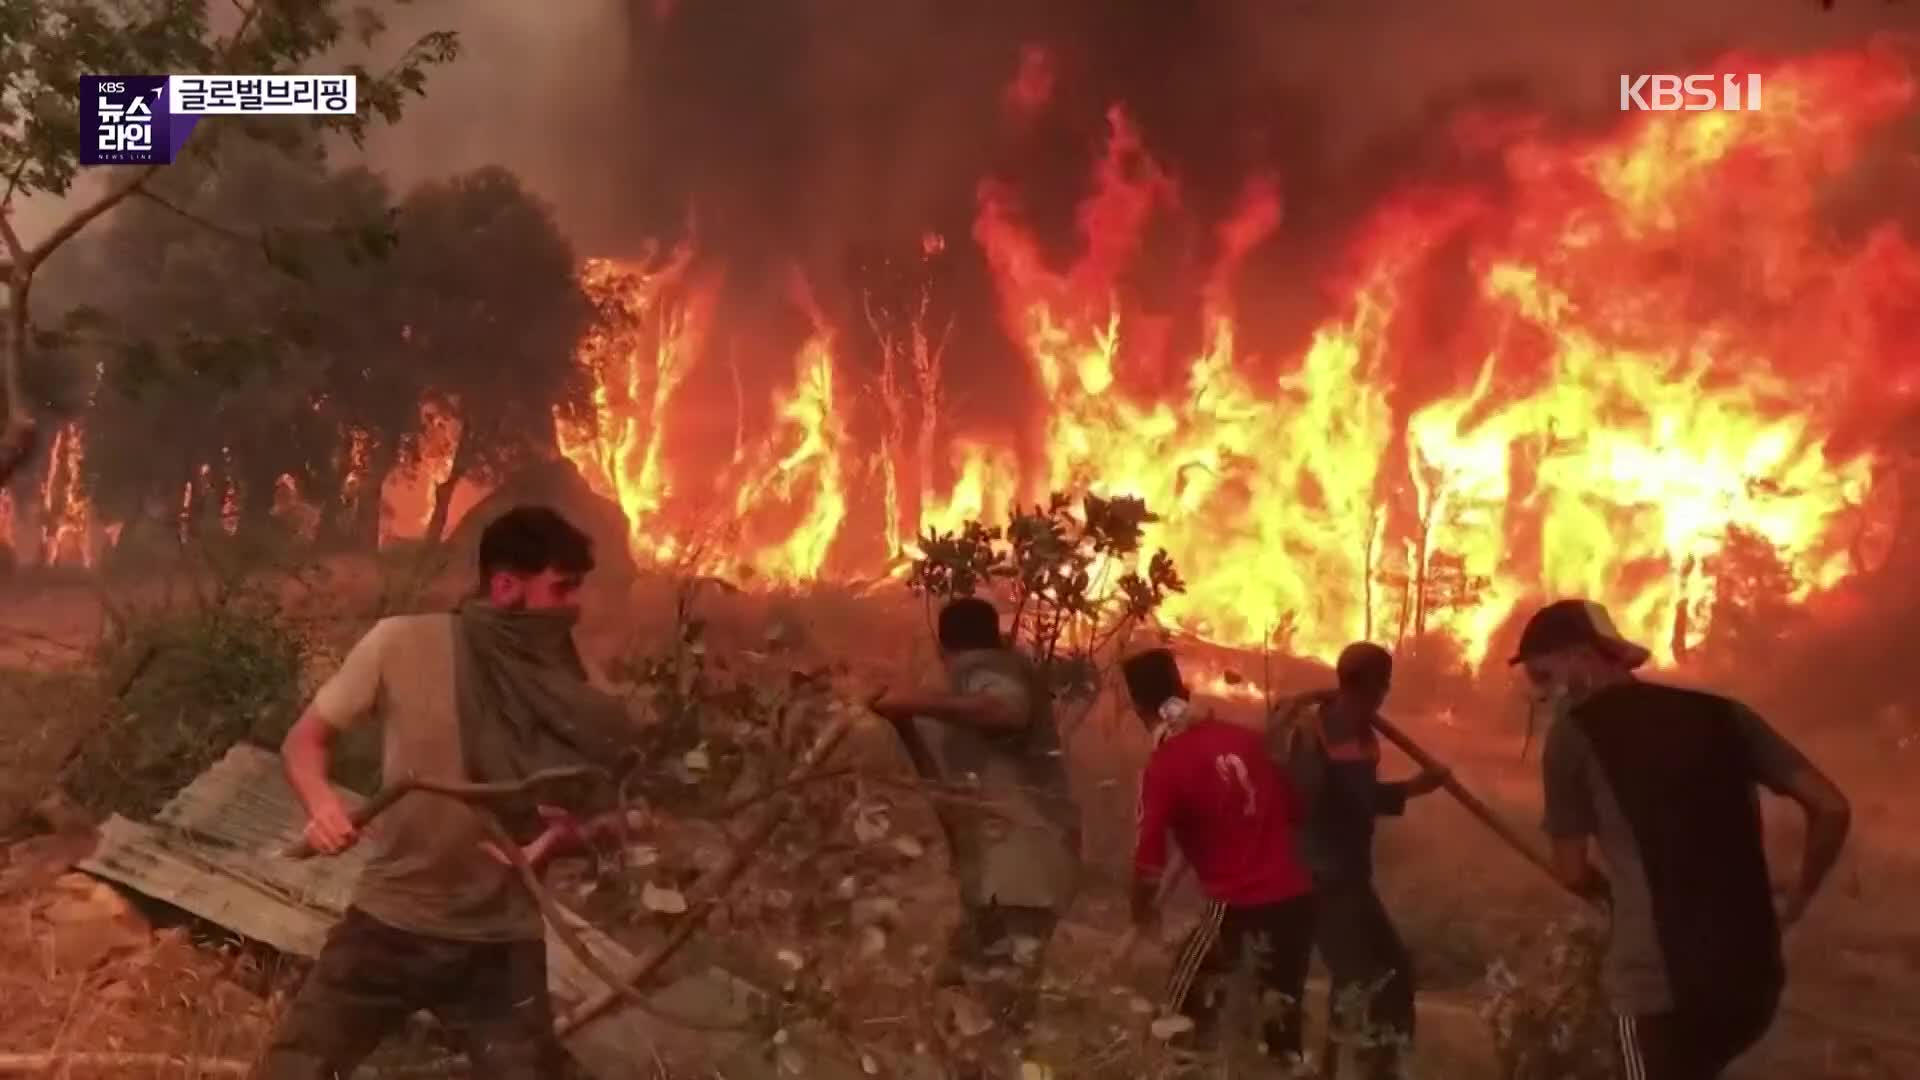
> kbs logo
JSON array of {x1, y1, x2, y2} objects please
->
[{"x1": 1619, "y1": 74, "x2": 1763, "y2": 112}]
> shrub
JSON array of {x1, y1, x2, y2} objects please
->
[
  {"x1": 1481, "y1": 919, "x2": 1617, "y2": 1080},
  {"x1": 907, "y1": 491, "x2": 1185, "y2": 702},
  {"x1": 63, "y1": 603, "x2": 320, "y2": 818}
]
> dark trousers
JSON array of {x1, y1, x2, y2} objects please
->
[
  {"x1": 1315, "y1": 879, "x2": 1414, "y2": 1080},
  {"x1": 1615, "y1": 989, "x2": 1778, "y2": 1080},
  {"x1": 254, "y1": 907, "x2": 564, "y2": 1080},
  {"x1": 1164, "y1": 894, "x2": 1318, "y2": 1062}
]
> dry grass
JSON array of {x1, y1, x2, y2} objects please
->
[
  {"x1": 0, "y1": 899, "x2": 285, "y2": 1076},
  {"x1": 1, "y1": 560, "x2": 1918, "y2": 1078}
]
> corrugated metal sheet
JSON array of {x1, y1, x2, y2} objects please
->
[{"x1": 73, "y1": 743, "x2": 859, "y2": 1080}]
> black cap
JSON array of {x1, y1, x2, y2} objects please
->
[
  {"x1": 1335, "y1": 642, "x2": 1393, "y2": 688},
  {"x1": 1509, "y1": 599, "x2": 1651, "y2": 669},
  {"x1": 1121, "y1": 648, "x2": 1186, "y2": 711}
]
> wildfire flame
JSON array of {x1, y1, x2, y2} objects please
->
[{"x1": 557, "y1": 43, "x2": 1915, "y2": 668}]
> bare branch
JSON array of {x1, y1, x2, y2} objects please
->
[
  {"x1": 0, "y1": 201, "x2": 23, "y2": 265},
  {"x1": 222, "y1": 1, "x2": 264, "y2": 67},
  {"x1": 1, "y1": 155, "x2": 31, "y2": 217},
  {"x1": 134, "y1": 187, "x2": 258, "y2": 248},
  {"x1": 24, "y1": 164, "x2": 163, "y2": 270}
]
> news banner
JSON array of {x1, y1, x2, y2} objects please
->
[{"x1": 80, "y1": 74, "x2": 358, "y2": 167}]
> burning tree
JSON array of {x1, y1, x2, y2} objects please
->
[
  {"x1": 906, "y1": 491, "x2": 1186, "y2": 701},
  {"x1": 383, "y1": 165, "x2": 594, "y2": 545},
  {"x1": 0, "y1": 1, "x2": 460, "y2": 493},
  {"x1": 1692, "y1": 524, "x2": 1806, "y2": 677}
]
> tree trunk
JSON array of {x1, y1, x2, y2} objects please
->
[
  {"x1": 0, "y1": 270, "x2": 38, "y2": 491},
  {"x1": 1412, "y1": 523, "x2": 1431, "y2": 640},
  {"x1": 425, "y1": 419, "x2": 477, "y2": 545},
  {"x1": 1362, "y1": 511, "x2": 1377, "y2": 641},
  {"x1": 1669, "y1": 561, "x2": 1693, "y2": 664},
  {"x1": 2, "y1": 164, "x2": 161, "y2": 490},
  {"x1": 352, "y1": 436, "x2": 399, "y2": 550}
]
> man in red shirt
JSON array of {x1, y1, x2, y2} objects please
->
[{"x1": 1123, "y1": 648, "x2": 1317, "y2": 1064}]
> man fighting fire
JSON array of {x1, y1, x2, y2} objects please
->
[
  {"x1": 1123, "y1": 648, "x2": 1318, "y2": 1064},
  {"x1": 258, "y1": 506, "x2": 637, "y2": 1079},
  {"x1": 868, "y1": 597, "x2": 1082, "y2": 1068},
  {"x1": 1515, "y1": 599, "x2": 1851, "y2": 1080},
  {"x1": 1278, "y1": 642, "x2": 1447, "y2": 1079}
]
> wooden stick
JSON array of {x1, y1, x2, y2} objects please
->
[
  {"x1": 278, "y1": 765, "x2": 603, "y2": 858},
  {"x1": 1367, "y1": 713, "x2": 1564, "y2": 887},
  {"x1": 554, "y1": 711, "x2": 856, "y2": 1037}
]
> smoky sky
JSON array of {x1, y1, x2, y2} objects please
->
[
  {"x1": 367, "y1": 0, "x2": 1916, "y2": 263},
  {"x1": 355, "y1": 0, "x2": 1918, "y2": 472}
]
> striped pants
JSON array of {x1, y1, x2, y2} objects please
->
[
  {"x1": 1163, "y1": 893, "x2": 1317, "y2": 1060},
  {"x1": 1614, "y1": 988, "x2": 1778, "y2": 1080}
]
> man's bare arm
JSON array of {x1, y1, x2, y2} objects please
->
[
  {"x1": 1550, "y1": 835, "x2": 1612, "y2": 905},
  {"x1": 1775, "y1": 762, "x2": 1851, "y2": 924},
  {"x1": 871, "y1": 691, "x2": 1026, "y2": 733},
  {"x1": 282, "y1": 707, "x2": 358, "y2": 854}
]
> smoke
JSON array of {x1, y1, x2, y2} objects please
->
[
  {"x1": 362, "y1": 1, "x2": 1912, "y2": 249},
  {"x1": 357, "y1": 0, "x2": 1919, "y2": 456}
]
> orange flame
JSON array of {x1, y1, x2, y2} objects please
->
[
  {"x1": 38, "y1": 423, "x2": 94, "y2": 568},
  {"x1": 561, "y1": 43, "x2": 1917, "y2": 668}
]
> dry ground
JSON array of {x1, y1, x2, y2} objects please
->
[{"x1": 2, "y1": 563, "x2": 1918, "y2": 1077}]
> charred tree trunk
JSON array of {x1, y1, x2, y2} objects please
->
[
  {"x1": 1412, "y1": 522, "x2": 1432, "y2": 640},
  {"x1": 424, "y1": 420, "x2": 478, "y2": 545},
  {"x1": 1362, "y1": 511, "x2": 1377, "y2": 641}
]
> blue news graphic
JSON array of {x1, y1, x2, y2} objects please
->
[{"x1": 79, "y1": 76, "x2": 201, "y2": 166}]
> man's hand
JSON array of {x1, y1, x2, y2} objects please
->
[
  {"x1": 480, "y1": 805, "x2": 582, "y2": 871},
  {"x1": 300, "y1": 790, "x2": 358, "y2": 855},
  {"x1": 1407, "y1": 766, "x2": 1451, "y2": 797}
]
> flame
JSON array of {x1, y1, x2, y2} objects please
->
[
  {"x1": 717, "y1": 325, "x2": 851, "y2": 582},
  {"x1": 37, "y1": 422, "x2": 94, "y2": 568},
  {"x1": 560, "y1": 43, "x2": 1917, "y2": 668},
  {"x1": 557, "y1": 252, "x2": 712, "y2": 563}
]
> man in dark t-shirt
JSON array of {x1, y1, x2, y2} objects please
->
[
  {"x1": 1513, "y1": 599, "x2": 1852, "y2": 1080},
  {"x1": 1276, "y1": 643, "x2": 1446, "y2": 1080}
]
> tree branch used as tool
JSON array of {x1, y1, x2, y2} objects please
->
[
  {"x1": 554, "y1": 710, "x2": 855, "y2": 1037},
  {"x1": 278, "y1": 765, "x2": 604, "y2": 859}
]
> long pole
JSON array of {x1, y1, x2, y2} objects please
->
[{"x1": 1366, "y1": 712, "x2": 1565, "y2": 888}]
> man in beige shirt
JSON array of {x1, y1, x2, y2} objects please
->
[{"x1": 257, "y1": 506, "x2": 634, "y2": 1079}]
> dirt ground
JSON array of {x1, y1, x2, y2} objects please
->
[{"x1": 3, "y1": 565, "x2": 1919, "y2": 1077}]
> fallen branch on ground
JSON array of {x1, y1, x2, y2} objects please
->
[{"x1": 0, "y1": 1051, "x2": 248, "y2": 1075}]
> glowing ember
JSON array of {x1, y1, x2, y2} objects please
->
[{"x1": 560, "y1": 44, "x2": 1917, "y2": 668}]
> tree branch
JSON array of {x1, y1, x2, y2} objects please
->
[
  {"x1": 0, "y1": 155, "x2": 30, "y2": 224},
  {"x1": 133, "y1": 187, "x2": 258, "y2": 248},
  {"x1": 24, "y1": 165, "x2": 163, "y2": 271}
]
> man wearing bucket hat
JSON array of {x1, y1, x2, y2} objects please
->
[{"x1": 1513, "y1": 599, "x2": 1852, "y2": 1080}]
